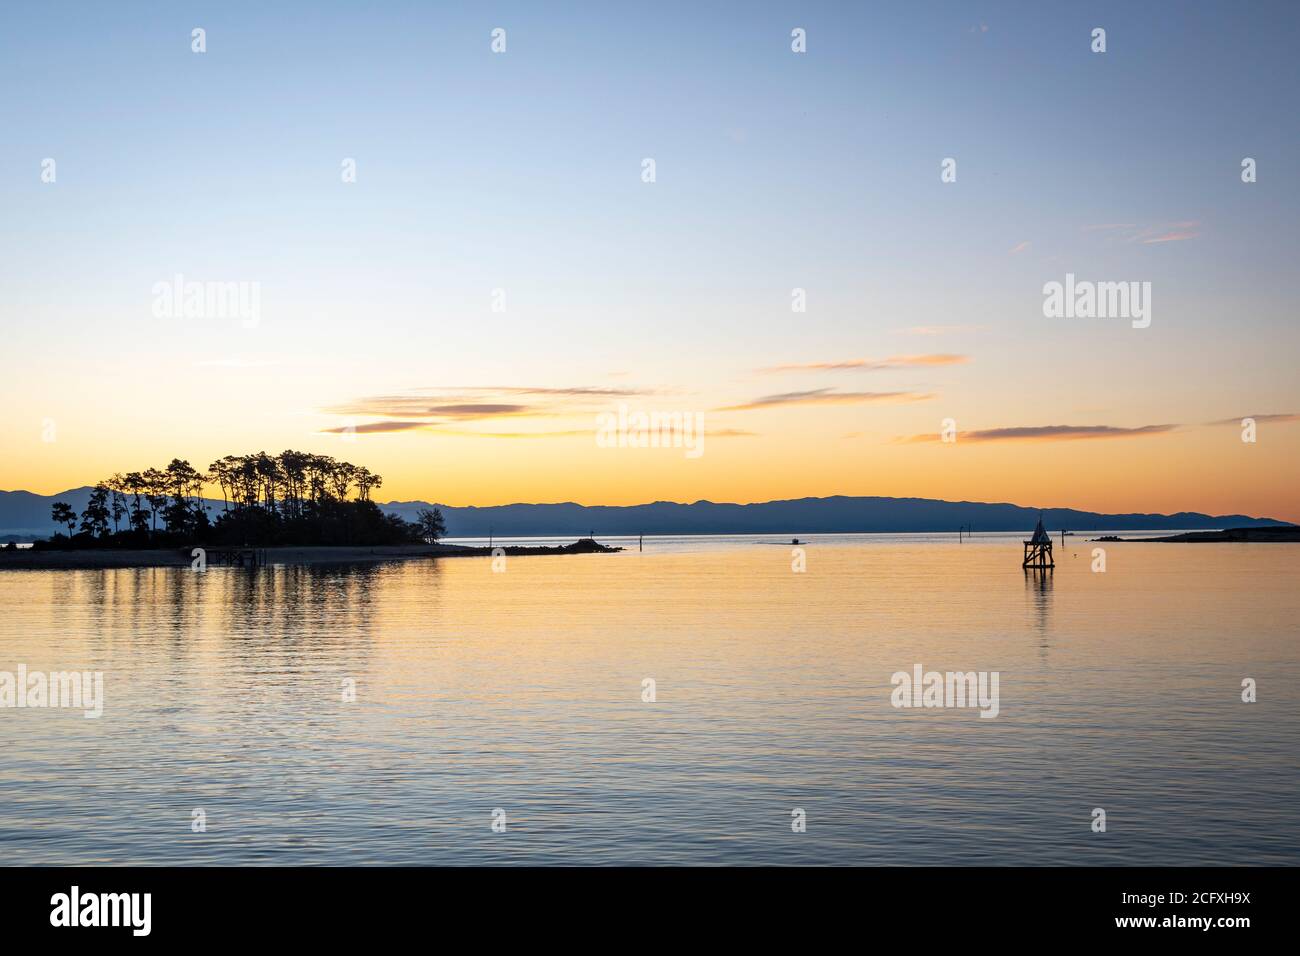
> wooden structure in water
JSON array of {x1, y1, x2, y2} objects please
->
[{"x1": 1022, "y1": 516, "x2": 1054, "y2": 570}]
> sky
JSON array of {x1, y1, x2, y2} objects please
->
[{"x1": 2, "y1": 1, "x2": 1297, "y2": 520}]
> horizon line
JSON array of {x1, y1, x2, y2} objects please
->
[{"x1": 2, "y1": 485, "x2": 1290, "y2": 524}]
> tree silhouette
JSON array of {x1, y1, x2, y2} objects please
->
[
  {"x1": 46, "y1": 450, "x2": 418, "y2": 549},
  {"x1": 107, "y1": 473, "x2": 128, "y2": 533},
  {"x1": 51, "y1": 501, "x2": 77, "y2": 538},
  {"x1": 79, "y1": 486, "x2": 111, "y2": 538},
  {"x1": 142, "y1": 467, "x2": 167, "y2": 533},
  {"x1": 416, "y1": 507, "x2": 447, "y2": 543},
  {"x1": 122, "y1": 471, "x2": 147, "y2": 530}
]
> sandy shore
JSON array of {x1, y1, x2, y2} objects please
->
[{"x1": 0, "y1": 540, "x2": 621, "y2": 570}]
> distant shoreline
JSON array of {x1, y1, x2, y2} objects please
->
[
  {"x1": 1093, "y1": 527, "x2": 1300, "y2": 543},
  {"x1": 0, "y1": 539, "x2": 621, "y2": 570}
]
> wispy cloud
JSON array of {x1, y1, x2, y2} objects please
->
[
  {"x1": 325, "y1": 385, "x2": 652, "y2": 423},
  {"x1": 319, "y1": 423, "x2": 756, "y2": 440},
  {"x1": 1205, "y1": 412, "x2": 1300, "y2": 426},
  {"x1": 319, "y1": 423, "x2": 592, "y2": 438},
  {"x1": 1140, "y1": 222, "x2": 1201, "y2": 244},
  {"x1": 759, "y1": 354, "x2": 967, "y2": 374},
  {"x1": 484, "y1": 386, "x2": 649, "y2": 397},
  {"x1": 321, "y1": 421, "x2": 430, "y2": 434},
  {"x1": 899, "y1": 423, "x2": 1178, "y2": 444},
  {"x1": 466, "y1": 426, "x2": 756, "y2": 440},
  {"x1": 420, "y1": 428, "x2": 593, "y2": 439},
  {"x1": 1085, "y1": 221, "x2": 1201, "y2": 244},
  {"x1": 326, "y1": 397, "x2": 533, "y2": 420},
  {"x1": 319, "y1": 385, "x2": 752, "y2": 441},
  {"x1": 719, "y1": 389, "x2": 934, "y2": 412},
  {"x1": 1009, "y1": 241, "x2": 1030, "y2": 254}
]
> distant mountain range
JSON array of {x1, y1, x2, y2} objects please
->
[{"x1": 2, "y1": 486, "x2": 1290, "y2": 540}]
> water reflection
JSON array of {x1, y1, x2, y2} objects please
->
[
  {"x1": 2, "y1": 542, "x2": 1298, "y2": 865},
  {"x1": 1023, "y1": 567, "x2": 1054, "y2": 649}
]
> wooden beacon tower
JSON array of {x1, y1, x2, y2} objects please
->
[{"x1": 1022, "y1": 515, "x2": 1054, "y2": 570}]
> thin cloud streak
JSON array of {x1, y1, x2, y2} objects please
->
[
  {"x1": 320, "y1": 421, "x2": 429, "y2": 434},
  {"x1": 453, "y1": 386, "x2": 650, "y2": 397},
  {"x1": 899, "y1": 423, "x2": 1178, "y2": 444},
  {"x1": 433, "y1": 429, "x2": 594, "y2": 439},
  {"x1": 1142, "y1": 228, "x2": 1200, "y2": 244},
  {"x1": 759, "y1": 354, "x2": 968, "y2": 373},
  {"x1": 1205, "y1": 413, "x2": 1300, "y2": 425},
  {"x1": 326, "y1": 398, "x2": 533, "y2": 420},
  {"x1": 319, "y1": 424, "x2": 757, "y2": 439},
  {"x1": 326, "y1": 385, "x2": 654, "y2": 422},
  {"x1": 719, "y1": 389, "x2": 935, "y2": 412},
  {"x1": 1085, "y1": 221, "x2": 1201, "y2": 244}
]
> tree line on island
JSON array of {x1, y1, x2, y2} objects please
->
[{"x1": 38, "y1": 451, "x2": 446, "y2": 550}]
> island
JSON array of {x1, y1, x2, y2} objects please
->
[{"x1": 0, "y1": 450, "x2": 622, "y2": 569}]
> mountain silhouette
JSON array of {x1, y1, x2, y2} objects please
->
[{"x1": 5, "y1": 487, "x2": 1286, "y2": 539}]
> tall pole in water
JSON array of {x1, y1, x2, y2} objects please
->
[{"x1": 639, "y1": 534, "x2": 643, "y2": 552}]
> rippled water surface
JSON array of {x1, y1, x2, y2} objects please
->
[{"x1": 1, "y1": 534, "x2": 1297, "y2": 865}]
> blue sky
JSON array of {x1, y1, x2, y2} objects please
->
[{"x1": 2, "y1": 1, "x2": 1298, "y2": 515}]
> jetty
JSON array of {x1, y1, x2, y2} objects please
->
[{"x1": 1022, "y1": 516, "x2": 1054, "y2": 570}]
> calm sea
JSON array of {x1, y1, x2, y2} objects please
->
[{"x1": 1, "y1": 533, "x2": 1296, "y2": 865}]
